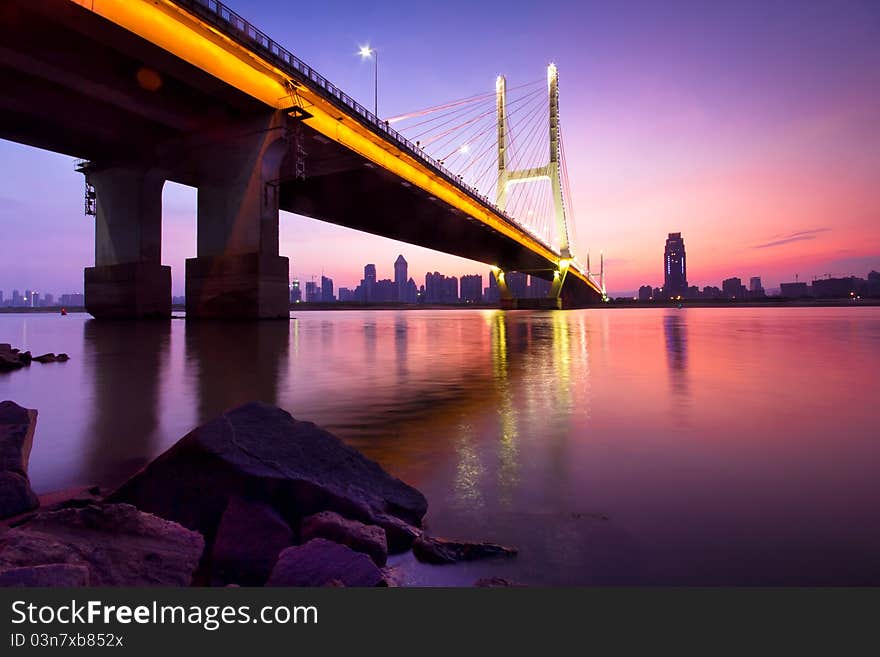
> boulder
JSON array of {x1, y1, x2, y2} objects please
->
[
  {"x1": 56, "y1": 354, "x2": 70, "y2": 362},
  {"x1": 32, "y1": 353, "x2": 57, "y2": 363},
  {"x1": 0, "y1": 503, "x2": 204, "y2": 586},
  {"x1": 210, "y1": 496, "x2": 293, "y2": 586},
  {"x1": 109, "y1": 402, "x2": 427, "y2": 549},
  {"x1": 0, "y1": 352, "x2": 25, "y2": 372},
  {"x1": 0, "y1": 472, "x2": 39, "y2": 521},
  {"x1": 0, "y1": 401, "x2": 39, "y2": 518},
  {"x1": 266, "y1": 538, "x2": 385, "y2": 587},
  {"x1": 0, "y1": 563, "x2": 90, "y2": 587},
  {"x1": 301, "y1": 510, "x2": 387, "y2": 566},
  {"x1": 412, "y1": 536, "x2": 518, "y2": 565}
]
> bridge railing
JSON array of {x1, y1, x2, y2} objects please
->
[{"x1": 175, "y1": 0, "x2": 559, "y2": 259}]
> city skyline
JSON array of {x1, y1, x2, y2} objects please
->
[{"x1": 1, "y1": 0, "x2": 879, "y2": 295}]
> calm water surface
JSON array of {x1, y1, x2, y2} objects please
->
[{"x1": 2, "y1": 307, "x2": 879, "y2": 585}]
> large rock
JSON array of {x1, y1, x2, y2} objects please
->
[
  {"x1": 412, "y1": 536, "x2": 518, "y2": 565},
  {"x1": 266, "y1": 538, "x2": 385, "y2": 587},
  {"x1": 0, "y1": 503, "x2": 204, "y2": 586},
  {"x1": 109, "y1": 402, "x2": 427, "y2": 549},
  {"x1": 210, "y1": 496, "x2": 293, "y2": 586},
  {"x1": 301, "y1": 510, "x2": 387, "y2": 566},
  {"x1": 0, "y1": 563, "x2": 90, "y2": 587},
  {"x1": 0, "y1": 401, "x2": 39, "y2": 518}
]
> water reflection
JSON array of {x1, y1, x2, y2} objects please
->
[
  {"x1": 185, "y1": 320, "x2": 289, "y2": 424},
  {"x1": 663, "y1": 311, "x2": 689, "y2": 398},
  {"x1": 3, "y1": 306, "x2": 878, "y2": 585},
  {"x1": 82, "y1": 319, "x2": 170, "y2": 487}
]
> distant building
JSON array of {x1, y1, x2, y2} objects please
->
[
  {"x1": 702, "y1": 286, "x2": 722, "y2": 299},
  {"x1": 460, "y1": 274, "x2": 483, "y2": 303},
  {"x1": 652, "y1": 287, "x2": 663, "y2": 300},
  {"x1": 425, "y1": 272, "x2": 442, "y2": 302},
  {"x1": 60, "y1": 293, "x2": 84, "y2": 307},
  {"x1": 337, "y1": 287, "x2": 354, "y2": 302},
  {"x1": 403, "y1": 277, "x2": 418, "y2": 303},
  {"x1": 171, "y1": 295, "x2": 185, "y2": 306},
  {"x1": 375, "y1": 279, "x2": 395, "y2": 302},
  {"x1": 42, "y1": 293, "x2": 54, "y2": 307},
  {"x1": 12, "y1": 290, "x2": 22, "y2": 307},
  {"x1": 528, "y1": 276, "x2": 551, "y2": 299},
  {"x1": 664, "y1": 233, "x2": 688, "y2": 296},
  {"x1": 749, "y1": 276, "x2": 764, "y2": 297},
  {"x1": 394, "y1": 255, "x2": 408, "y2": 301},
  {"x1": 638, "y1": 285, "x2": 653, "y2": 301},
  {"x1": 321, "y1": 275, "x2": 334, "y2": 302},
  {"x1": 779, "y1": 282, "x2": 810, "y2": 298},
  {"x1": 812, "y1": 276, "x2": 860, "y2": 299},
  {"x1": 305, "y1": 281, "x2": 319, "y2": 302},
  {"x1": 507, "y1": 271, "x2": 528, "y2": 298},
  {"x1": 866, "y1": 271, "x2": 880, "y2": 297},
  {"x1": 722, "y1": 277, "x2": 747, "y2": 299},
  {"x1": 443, "y1": 276, "x2": 458, "y2": 303},
  {"x1": 290, "y1": 280, "x2": 302, "y2": 303},
  {"x1": 485, "y1": 272, "x2": 500, "y2": 304},
  {"x1": 363, "y1": 264, "x2": 377, "y2": 302},
  {"x1": 24, "y1": 289, "x2": 32, "y2": 308}
]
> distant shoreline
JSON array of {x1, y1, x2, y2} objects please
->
[{"x1": 2, "y1": 299, "x2": 878, "y2": 315}]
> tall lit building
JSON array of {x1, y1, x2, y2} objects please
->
[
  {"x1": 290, "y1": 280, "x2": 301, "y2": 303},
  {"x1": 664, "y1": 232, "x2": 688, "y2": 297}
]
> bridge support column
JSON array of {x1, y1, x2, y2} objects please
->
[
  {"x1": 186, "y1": 115, "x2": 289, "y2": 319},
  {"x1": 84, "y1": 166, "x2": 171, "y2": 319}
]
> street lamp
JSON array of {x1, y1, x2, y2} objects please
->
[{"x1": 358, "y1": 44, "x2": 378, "y2": 117}]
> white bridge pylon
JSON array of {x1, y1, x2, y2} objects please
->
[{"x1": 496, "y1": 64, "x2": 571, "y2": 259}]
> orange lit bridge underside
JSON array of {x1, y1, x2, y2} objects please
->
[{"x1": 86, "y1": 0, "x2": 598, "y2": 289}]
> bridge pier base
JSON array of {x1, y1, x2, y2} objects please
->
[
  {"x1": 185, "y1": 254, "x2": 289, "y2": 319},
  {"x1": 83, "y1": 166, "x2": 171, "y2": 319}
]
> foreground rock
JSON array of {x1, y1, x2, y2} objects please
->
[
  {"x1": 0, "y1": 401, "x2": 39, "y2": 518},
  {"x1": 210, "y1": 496, "x2": 293, "y2": 586},
  {"x1": 0, "y1": 563, "x2": 90, "y2": 587},
  {"x1": 412, "y1": 536, "x2": 518, "y2": 565},
  {"x1": 0, "y1": 503, "x2": 204, "y2": 586},
  {"x1": 266, "y1": 539, "x2": 385, "y2": 587},
  {"x1": 109, "y1": 402, "x2": 427, "y2": 552},
  {"x1": 301, "y1": 510, "x2": 388, "y2": 566}
]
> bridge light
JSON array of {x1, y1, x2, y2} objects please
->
[{"x1": 358, "y1": 45, "x2": 374, "y2": 59}]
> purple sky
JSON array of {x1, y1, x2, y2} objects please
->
[{"x1": 1, "y1": 0, "x2": 879, "y2": 296}]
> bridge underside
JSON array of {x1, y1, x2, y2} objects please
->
[{"x1": 0, "y1": 0, "x2": 600, "y2": 317}]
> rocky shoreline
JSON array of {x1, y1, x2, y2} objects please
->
[
  {"x1": 0, "y1": 343, "x2": 69, "y2": 372},
  {"x1": 0, "y1": 400, "x2": 516, "y2": 587}
]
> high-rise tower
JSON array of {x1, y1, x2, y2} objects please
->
[{"x1": 664, "y1": 232, "x2": 688, "y2": 296}]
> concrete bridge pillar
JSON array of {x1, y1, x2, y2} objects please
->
[
  {"x1": 186, "y1": 114, "x2": 289, "y2": 319},
  {"x1": 84, "y1": 166, "x2": 171, "y2": 319}
]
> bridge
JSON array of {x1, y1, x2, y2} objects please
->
[{"x1": 0, "y1": 0, "x2": 606, "y2": 318}]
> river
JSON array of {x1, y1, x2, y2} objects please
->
[{"x1": 2, "y1": 307, "x2": 879, "y2": 585}]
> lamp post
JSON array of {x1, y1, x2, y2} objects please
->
[{"x1": 358, "y1": 44, "x2": 378, "y2": 116}]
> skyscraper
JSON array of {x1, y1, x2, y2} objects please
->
[
  {"x1": 394, "y1": 255, "x2": 407, "y2": 301},
  {"x1": 664, "y1": 232, "x2": 688, "y2": 297},
  {"x1": 363, "y1": 264, "x2": 377, "y2": 302},
  {"x1": 321, "y1": 276, "x2": 334, "y2": 302}
]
